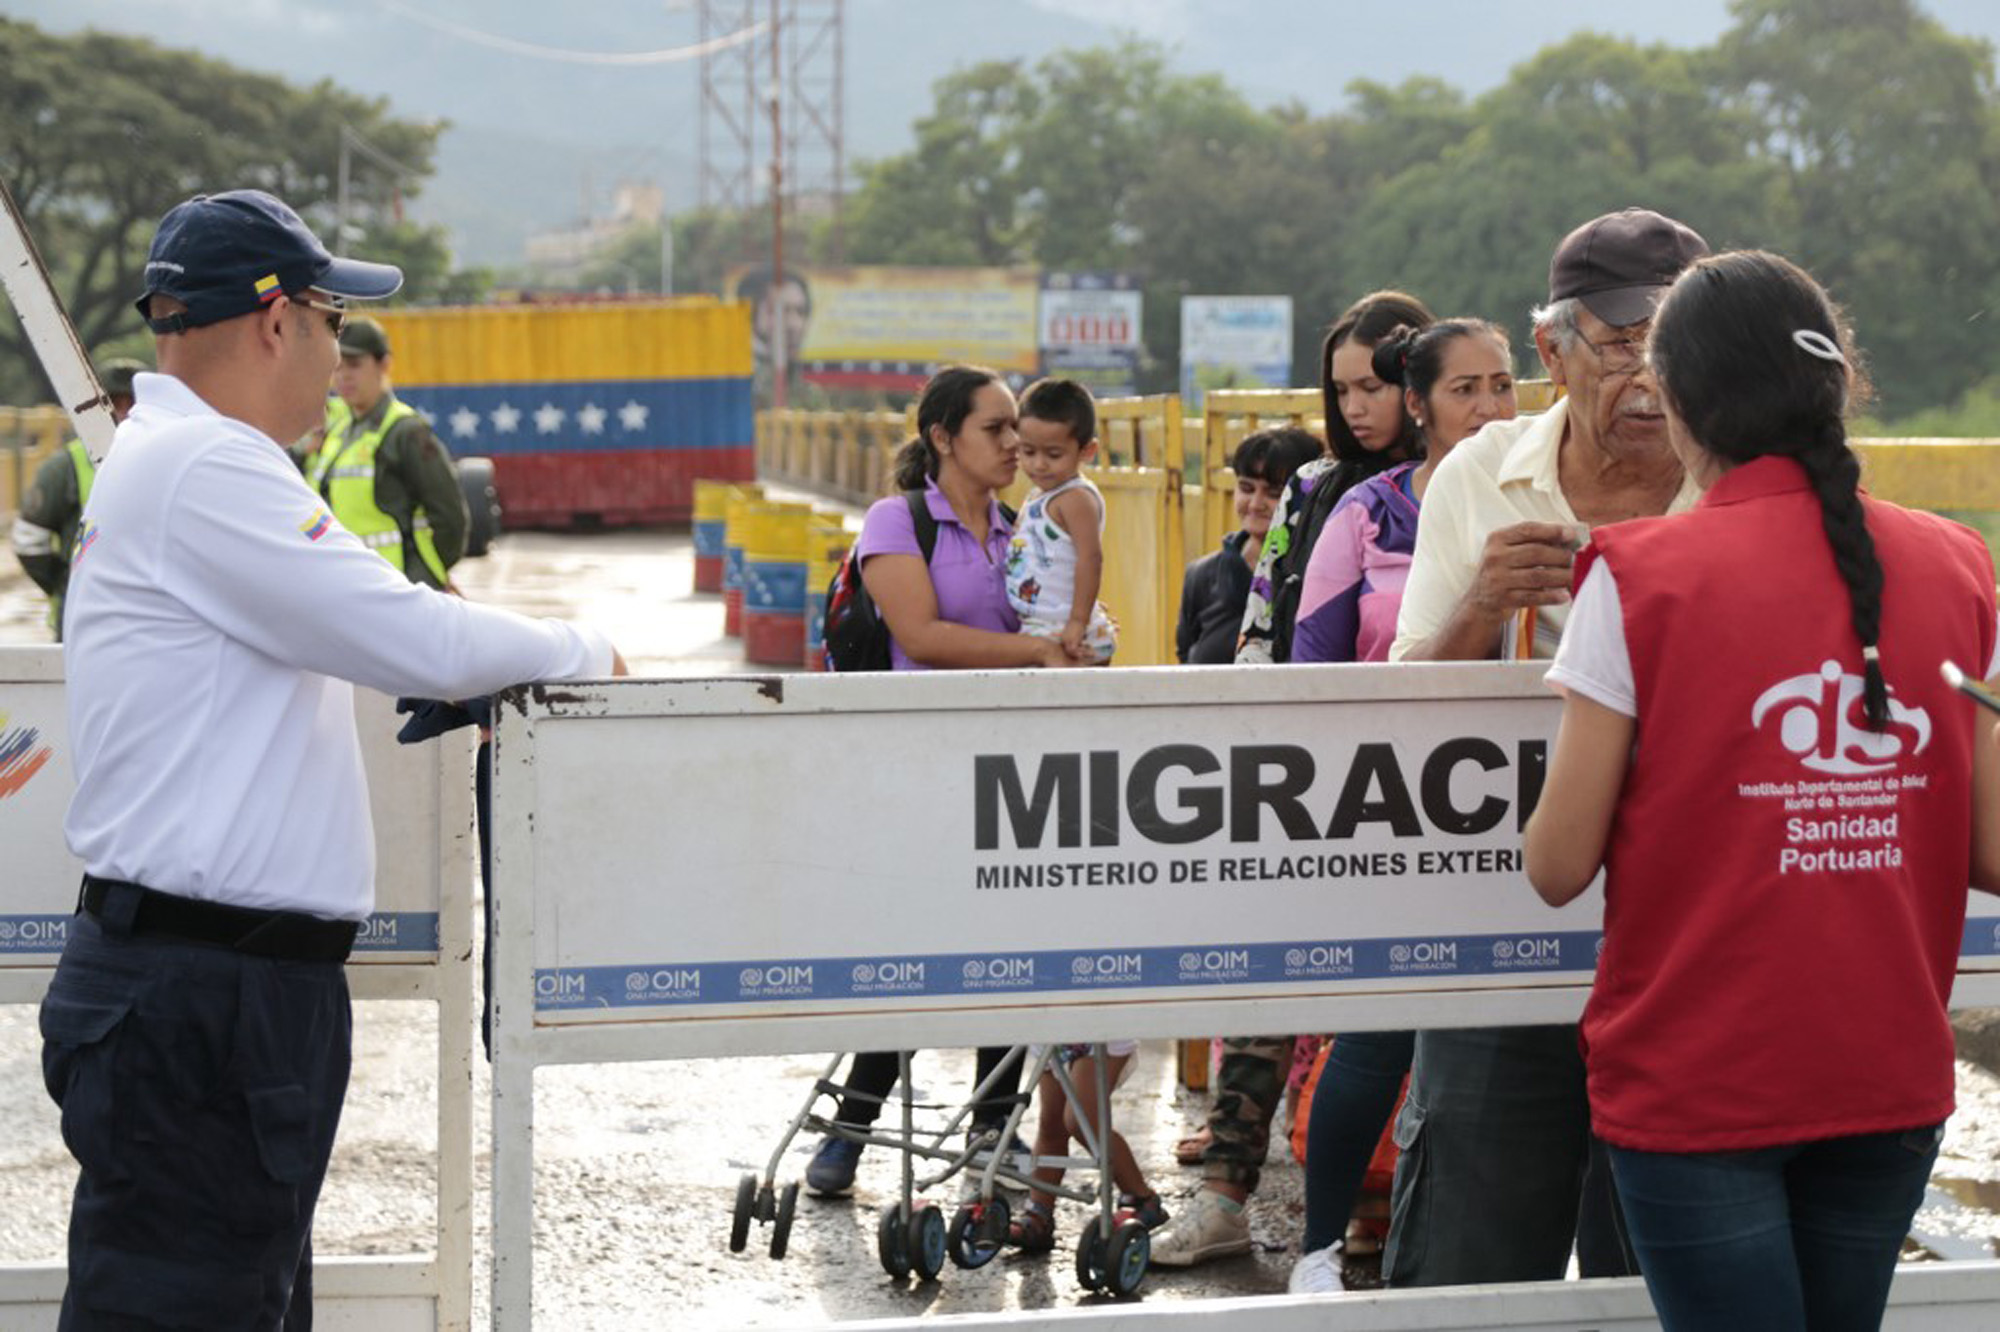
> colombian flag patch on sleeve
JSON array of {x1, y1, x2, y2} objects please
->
[{"x1": 299, "y1": 508, "x2": 332, "y2": 542}]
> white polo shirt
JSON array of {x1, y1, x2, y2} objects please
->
[
  {"x1": 1389, "y1": 398, "x2": 1702, "y2": 661},
  {"x1": 63, "y1": 372, "x2": 613, "y2": 921}
]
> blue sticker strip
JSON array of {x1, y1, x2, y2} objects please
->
[
  {"x1": 351, "y1": 912, "x2": 441, "y2": 954},
  {"x1": 0, "y1": 912, "x2": 438, "y2": 957},
  {"x1": 532, "y1": 930, "x2": 1612, "y2": 1011}
]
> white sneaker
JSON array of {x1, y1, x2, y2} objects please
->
[
  {"x1": 1147, "y1": 1189, "x2": 1252, "y2": 1266},
  {"x1": 1288, "y1": 1246, "x2": 1342, "y2": 1294}
]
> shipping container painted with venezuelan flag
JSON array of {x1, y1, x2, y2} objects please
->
[{"x1": 373, "y1": 300, "x2": 755, "y2": 527}]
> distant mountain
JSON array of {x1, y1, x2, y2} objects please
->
[{"x1": 17, "y1": 0, "x2": 2000, "y2": 268}]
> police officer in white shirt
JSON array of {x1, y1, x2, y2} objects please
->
[{"x1": 39, "y1": 189, "x2": 626, "y2": 1329}]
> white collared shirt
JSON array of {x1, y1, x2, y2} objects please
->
[
  {"x1": 1389, "y1": 399, "x2": 1702, "y2": 661},
  {"x1": 62, "y1": 372, "x2": 613, "y2": 920}
]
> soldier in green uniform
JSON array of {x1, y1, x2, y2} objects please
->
[
  {"x1": 10, "y1": 358, "x2": 143, "y2": 640},
  {"x1": 309, "y1": 315, "x2": 468, "y2": 588}
]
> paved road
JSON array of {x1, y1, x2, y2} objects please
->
[{"x1": 5, "y1": 525, "x2": 2000, "y2": 1327}]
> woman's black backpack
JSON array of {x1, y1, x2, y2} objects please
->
[
  {"x1": 821, "y1": 493, "x2": 938, "y2": 672},
  {"x1": 819, "y1": 491, "x2": 1015, "y2": 671}
]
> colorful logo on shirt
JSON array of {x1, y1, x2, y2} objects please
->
[
  {"x1": 1751, "y1": 660, "x2": 1931, "y2": 775},
  {"x1": 71, "y1": 520, "x2": 99, "y2": 566},
  {"x1": 255, "y1": 272, "x2": 282, "y2": 304},
  {"x1": 0, "y1": 712, "x2": 53, "y2": 800},
  {"x1": 299, "y1": 508, "x2": 332, "y2": 542}
]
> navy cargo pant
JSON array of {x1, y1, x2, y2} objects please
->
[
  {"x1": 1385, "y1": 1024, "x2": 1634, "y2": 1286},
  {"x1": 39, "y1": 910, "x2": 351, "y2": 1330}
]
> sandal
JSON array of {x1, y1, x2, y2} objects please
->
[
  {"x1": 1119, "y1": 1192, "x2": 1170, "y2": 1230},
  {"x1": 1173, "y1": 1128, "x2": 1212, "y2": 1166},
  {"x1": 1008, "y1": 1199, "x2": 1056, "y2": 1254}
]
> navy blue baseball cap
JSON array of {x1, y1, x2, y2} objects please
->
[{"x1": 135, "y1": 189, "x2": 403, "y2": 334}]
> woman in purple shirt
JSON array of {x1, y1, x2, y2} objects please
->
[
  {"x1": 804, "y1": 366, "x2": 1077, "y2": 1200},
  {"x1": 1287, "y1": 319, "x2": 1517, "y2": 1292},
  {"x1": 858, "y1": 365, "x2": 1078, "y2": 671}
]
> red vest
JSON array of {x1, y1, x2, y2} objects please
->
[{"x1": 1579, "y1": 456, "x2": 1995, "y2": 1152}]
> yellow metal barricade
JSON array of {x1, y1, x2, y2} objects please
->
[
  {"x1": 0, "y1": 406, "x2": 71, "y2": 520},
  {"x1": 1084, "y1": 396, "x2": 1186, "y2": 667},
  {"x1": 1856, "y1": 438, "x2": 2000, "y2": 567},
  {"x1": 1196, "y1": 389, "x2": 1326, "y2": 564}
]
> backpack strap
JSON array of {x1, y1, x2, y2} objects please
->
[
  {"x1": 904, "y1": 489, "x2": 941, "y2": 564},
  {"x1": 901, "y1": 489, "x2": 1011, "y2": 562}
]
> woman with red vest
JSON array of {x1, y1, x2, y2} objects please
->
[{"x1": 1524, "y1": 249, "x2": 2000, "y2": 1332}]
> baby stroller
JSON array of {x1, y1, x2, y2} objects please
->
[{"x1": 729, "y1": 1042, "x2": 1154, "y2": 1296}]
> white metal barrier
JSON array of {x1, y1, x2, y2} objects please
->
[
  {"x1": 489, "y1": 663, "x2": 2000, "y2": 1328},
  {"x1": 0, "y1": 645, "x2": 475, "y2": 1329}
]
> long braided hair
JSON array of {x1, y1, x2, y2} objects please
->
[{"x1": 1647, "y1": 250, "x2": 1889, "y2": 727}]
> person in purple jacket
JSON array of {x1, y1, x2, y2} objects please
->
[
  {"x1": 1293, "y1": 320, "x2": 1518, "y2": 665},
  {"x1": 1286, "y1": 317, "x2": 1517, "y2": 1293},
  {"x1": 804, "y1": 365, "x2": 1084, "y2": 1196}
]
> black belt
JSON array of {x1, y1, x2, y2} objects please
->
[{"x1": 80, "y1": 875, "x2": 358, "y2": 964}]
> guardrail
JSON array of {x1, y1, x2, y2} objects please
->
[
  {"x1": 751, "y1": 394, "x2": 2000, "y2": 670},
  {"x1": 0, "y1": 647, "x2": 475, "y2": 1329},
  {"x1": 487, "y1": 663, "x2": 2000, "y2": 1329}
]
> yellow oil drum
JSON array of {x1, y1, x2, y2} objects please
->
[
  {"x1": 740, "y1": 500, "x2": 815, "y2": 665},
  {"x1": 692, "y1": 479, "x2": 731, "y2": 593},
  {"x1": 801, "y1": 517, "x2": 852, "y2": 671},
  {"x1": 722, "y1": 484, "x2": 765, "y2": 637}
]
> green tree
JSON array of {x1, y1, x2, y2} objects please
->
[
  {"x1": 1339, "y1": 33, "x2": 1780, "y2": 363},
  {"x1": 0, "y1": 18, "x2": 456, "y2": 403},
  {"x1": 845, "y1": 59, "x2": 1038, "y2": 267},
  {"x1": 1711, "y1": 0, "x2": 2000, "y2": 411}
]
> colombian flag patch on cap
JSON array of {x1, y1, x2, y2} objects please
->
[{"x1": 255, "y1": 273, "x2": 282, "y2": 304}]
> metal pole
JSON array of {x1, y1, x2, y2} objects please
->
[
  {"x1": 337, "y1": 126, "x2": 352, "y2": 255},
  {"x1": 661, "y1": 186, "x2": 674, "y2": 296},
  {"x1": 768, "y1": 0, "x2": 786, "y2": 409},
  {"x1": 0, "y1": 175, "x2": 112, "y2": 461}
]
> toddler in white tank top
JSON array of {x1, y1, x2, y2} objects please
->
[{"x1": 1006, "y1": 380, "x2": 1118, "y2": 664}]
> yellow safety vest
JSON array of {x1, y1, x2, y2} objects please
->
[
  {"x1": 310, "y1": 397, "x2": 448, "y2": 586},
  {"x1": 46, "y1": 439, "x2": 97, "y2": 633}
]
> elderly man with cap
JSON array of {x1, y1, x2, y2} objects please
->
[
  {"x1": 309, "y1": 315, "x2": 469, "y2": 589},
  {"x1": 10, "y1": 358, "x2": 143, "y2": 640},
  {"x1": 38, "y1": 189, "x2": 624, "y2": 1328},
  {"x1": 1374, "y1": 207, "x2": 1708, "y2": 1290}
]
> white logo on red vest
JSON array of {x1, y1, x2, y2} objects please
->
[{"x1": 1750, "y1": 660, "x2": 1930, "y2": 775}]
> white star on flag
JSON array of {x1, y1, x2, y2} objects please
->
[
  {"x1": 578, "y1": 403, "x2": 607, "y2": 434},
  {"x1": 618, "y1": 399, "x2": 650, "y2": 432},
  {"x1": 490, "y1": 403, "x2": 522, "y2": 434},
  {"x1": 533, "y1": 403, "x2": 566, "y2": 434},
  {"x1": 449, "y1": 407, "x2": 480, "y2": 439}
]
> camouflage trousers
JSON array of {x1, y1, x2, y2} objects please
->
[{"x1": 1201, "y1": 1034, "x2": 1295, "y2": 1192}]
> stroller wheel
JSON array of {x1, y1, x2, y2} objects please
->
[
  {"x1": 729, "y1": 1172, "x2": 758, "y2": 1253},
  {"x1": 1106, "y1": 1218, "x2": 1150, "y2": 1297},
  {"x1": 912, "y1": 1202, "x2": 948, "y2": 1281},
  {"x1": 947, "y1": 1197, "x2": 1010, "y2": 1269},
  {"x1": 877, "y1": 1203, "x2": 912, "y2": 1279},
  {"x1": 769, "y1": 1180, "x2": 801, "y2": 1260},
  {"x1": 1074, "y1": 1224, "x2": 1108, "y2": 1292}
]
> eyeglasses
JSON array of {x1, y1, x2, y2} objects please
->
[
  {"x1": 1578, "y1": 334, "x2": 1649, "y2": 375},
  {"x1": 293, "y1": 294, "x2": 347, "y2": 339}
]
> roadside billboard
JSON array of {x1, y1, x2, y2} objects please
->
[
  {"x1": 728, "y1": 264, "x2": 1040, "y2": 392},
  {"x1": 1039, "y1": 271, "x2": 1143, "y2": 398},
  {"x1": 1180, "y1": 295, "x2": 1294, "y2": 409}
]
